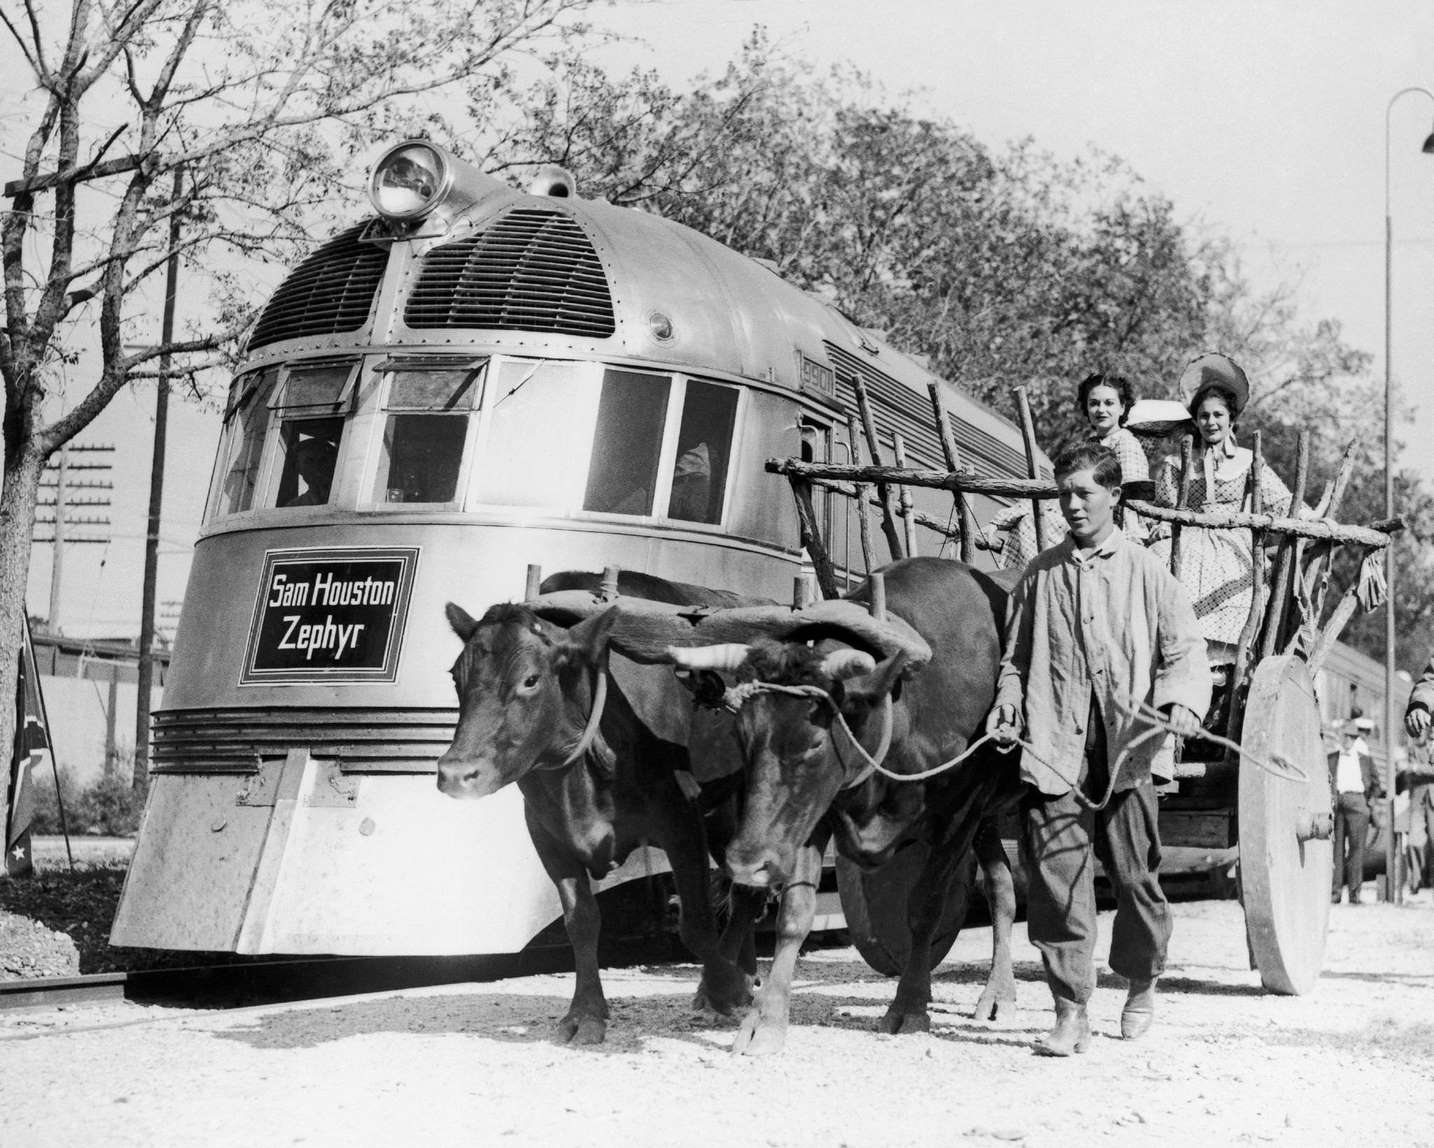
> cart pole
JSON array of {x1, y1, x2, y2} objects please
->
[
  {"x1": 892, "y1": 432, "x2": 918, "y2": 558},
  {"x1": 845, "y1": 411, "x2": 876, "y2": 576},
  {"x1": 1170, "y1": 435, "x2": 1194, "y2": 579},
  {"x1": 1014, "y1": 386, "x2": 1047, "y2": 551},
  {"x1": 926, "y1": 382, "x2": 974, "y2": 564},
  {"x1": 851, "y1": 376, "x2": 906, "y2": 562}
]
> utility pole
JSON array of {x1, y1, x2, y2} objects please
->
[
  {"x1": 35, "y1": 445, "x2": 115, "y2": 632},
  {"x1": 49, "y1": 449, "x2": 65, "y2": 628},
  {"x1": 134, "y1": 165, "x2": 184, "y2": 796}
]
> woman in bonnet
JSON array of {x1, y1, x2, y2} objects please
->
[{"x1": 1149, "y1": 352, "x2": 1309, "y2": 668}]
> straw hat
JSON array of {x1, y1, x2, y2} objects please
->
[{"x1": 1178, "y1": 352, "x2": 1249, "y2": 417}]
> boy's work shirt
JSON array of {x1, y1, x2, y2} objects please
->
[{"x1": 995, "y1": 527, "x2": 1212, "y2": 796}]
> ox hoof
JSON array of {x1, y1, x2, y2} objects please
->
[
  {"x1": 692, "y1": 965, "x2": 754, "y2": 1017},
  {"x1": 556, "y1": 1014, "x2": 608, "y2": 1046},
  {"x1": 972, "y1": 986, "x2": 1018, "y2": 1024},
  {"x1": 730, "y1": 1010, "x2": 787, "y2": 1056},
  {"x1": 878, "y1": 1007, "x2": 931, "y2": 1035}
]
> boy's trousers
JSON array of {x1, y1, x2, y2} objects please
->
[{"x1": 1020, "y1": 709, "x2": 1171, "y2": 1004}]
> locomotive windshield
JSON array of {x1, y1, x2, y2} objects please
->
[
  {"x1": 206, "y1": 356, "x2": 740, "y2": 526},
  {"x1": 269, "y1": 361, "x2": 358, "y2": 508},
  {"x1": 374, "y1": 359, "x2": 484, "y2": 504}
]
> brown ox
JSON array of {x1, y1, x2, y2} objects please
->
[
  {"x1": 438, "y1": 572, "x2": 761, "y2": 1045},
  {"x1": 669, "y1": 557, "x2": 1021, "y2": 1054}
]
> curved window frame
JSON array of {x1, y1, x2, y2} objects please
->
[
  {"x1": 263, "y1": 359, "x2": 362, "y2": 511},
  {"x1": 363, "y1": 356, "x2": 488, "y2": 510}
]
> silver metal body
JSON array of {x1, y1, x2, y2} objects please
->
[{"x1": 112, "y1": 149, "x2": 1036, "y2": 954}]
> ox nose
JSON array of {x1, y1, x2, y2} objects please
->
[
  {"x1": 726, "y1": 847, "x2": 789, "y2": 890},
  {"x1": 436, "y1": 753, "x2": 494, "y2": 798}
]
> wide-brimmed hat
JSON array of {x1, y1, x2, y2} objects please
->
[
  {"x1": 1178, "y1": 352, "x2": 1249, "y2": 417},
  {"x1": 1125, "y1": 398, "x2": 1194, "y2": 437}
]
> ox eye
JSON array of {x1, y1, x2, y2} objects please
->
[{"x1": 521, "y1": 673, "x2": 541, "y2": 690}]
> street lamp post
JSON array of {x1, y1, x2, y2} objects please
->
[{"x1": 1382, "y1": 87, "x2": 1434, "y2": 904}]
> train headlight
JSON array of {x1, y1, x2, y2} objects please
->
[{"x1": 368, "y1": 141, "x2": 452, "y2": 221}]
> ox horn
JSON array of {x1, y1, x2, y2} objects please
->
[
  {"x1": 819, "y1": 648, "x2": 877, "y2": 681},
  {"x1": 665, "y1": 643, "x2": 753, "y2": 672}
]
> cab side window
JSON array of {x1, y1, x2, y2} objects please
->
[
  {"x1": 211, "y1": 366, "x2": 278, "y2": 516},
  {"x1": 374, "y1": 362, "x2": 483, "y2": 504},
  {"x1": 582, "y1": 369, "x2": 671, "y2": 515},
  {"x1": 666, "y1": 380, "x2": 739, "y2": 524}
]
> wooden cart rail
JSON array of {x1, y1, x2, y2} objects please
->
[{"x1": 764, "y1": 457, "x2": 1401, "y2": 550}]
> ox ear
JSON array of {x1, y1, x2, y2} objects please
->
[
  {"x1": 841, "y1": 652, "x2": 911, "y2": 709},
  {"x1": 445, "y1": 602, "x2": 479, "y2": 642},
  {"x1": 556, "y1": 605, "x2": 621, "y2": 670}
]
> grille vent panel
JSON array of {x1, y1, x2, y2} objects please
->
[
  {"x1": 405, "y1": 208, "x2": 615, "y2": 337},
  {"x1": 249, "y1": 224, "x2": 388, "y2": 350},
  {"x1": 151, "y1": 707, "x2": 456, "y2": 774}
]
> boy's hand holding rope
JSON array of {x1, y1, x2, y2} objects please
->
[{"x1": 982, "y1": 698, "x2": 1305, "y2": 812}]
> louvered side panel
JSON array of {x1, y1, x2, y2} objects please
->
[
  {"x1": 405, "y1": 209, "x2": 615, "y2": 337},
  {"x1": 824, "y1": 343, "x2": 1030, "y2": 478},
  {"x1": 249, "y1": 224, "x2": 388, "y2": 349}
]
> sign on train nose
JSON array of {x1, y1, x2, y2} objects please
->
[{"x1": 242, "y1": 547, "x2": 419, "y2": 684}]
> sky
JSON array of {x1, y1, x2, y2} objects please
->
[{"x1": 11, "y1": 0, "x2": 1434, "y2": 638}]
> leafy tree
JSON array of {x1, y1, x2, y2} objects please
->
[
  {"x1": 496, "y1": 42, "x2": 1431, "y2": 669},
  {"x1": 493, "y1": 45, "x2": 1213, "y2": 454},
  {"x1": 0, "y1": 0, "x2": 600, "y2": 836}
]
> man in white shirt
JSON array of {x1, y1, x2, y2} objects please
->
[
  {"x1": 1350, "y1": 714, "x2": 1374, "y2": 757},
  {"x1": 1329, "y1": 721, "x2": 1380, "y2": 905}
]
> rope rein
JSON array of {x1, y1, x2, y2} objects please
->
[
  {"x1": 719, "y1": 681, "x2": 893, "y2": 789},
  {"x1": 718, "y1": 678, "x2": 1308, "y2": 811},
  {"x1": 535, "y1": 665, "x2": 610, "y2": 771}
]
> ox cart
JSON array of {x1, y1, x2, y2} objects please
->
[
  {"x1": 758, "y1": 382, "x2": 1400, "y2": 997},
  {"x1": 513, "y1": 386, "x2": 1396, "y2": 1005}
]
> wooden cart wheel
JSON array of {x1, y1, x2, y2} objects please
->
[
  {"x1": 836, "y1": 842, "x2": 973, "y2": 977},
  {"x1": 1238, "y1": 654, "x2": 1333, "y2": 995}
]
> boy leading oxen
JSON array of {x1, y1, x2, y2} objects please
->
[{"x1": 989, "y1": 442, "x2": 1209, "y2": 1054}]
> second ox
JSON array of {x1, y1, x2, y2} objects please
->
[{"x1": 666, "y1": 556, "x2": 1022, "y2": 1055}]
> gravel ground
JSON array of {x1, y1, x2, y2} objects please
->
[
  {"x1": 2, "y1": 892, "x2": 1431, "y2": 1148},
  {"x1": 0, "y1": 838, "x2": 202, "y2": 979}
]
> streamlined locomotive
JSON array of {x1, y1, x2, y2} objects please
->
[{"x1": 111, "y1": 140, "x2": 1041, "y2": 955}]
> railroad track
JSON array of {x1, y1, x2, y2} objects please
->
[{"x1": 0, "y1": 949, "x2": 587, "y2": 1018}]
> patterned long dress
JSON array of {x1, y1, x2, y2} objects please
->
[{"x1": 1149, "y1": 442, "x2": 1294, "y2": 660}]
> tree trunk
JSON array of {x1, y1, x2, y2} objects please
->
[{"x1": 0, "y1": 445, "x2": 46, "y2": 869}]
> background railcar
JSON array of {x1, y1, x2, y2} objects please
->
[{"x1": 111, "y1": 141, "x2": 1045, "y2": 956}]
